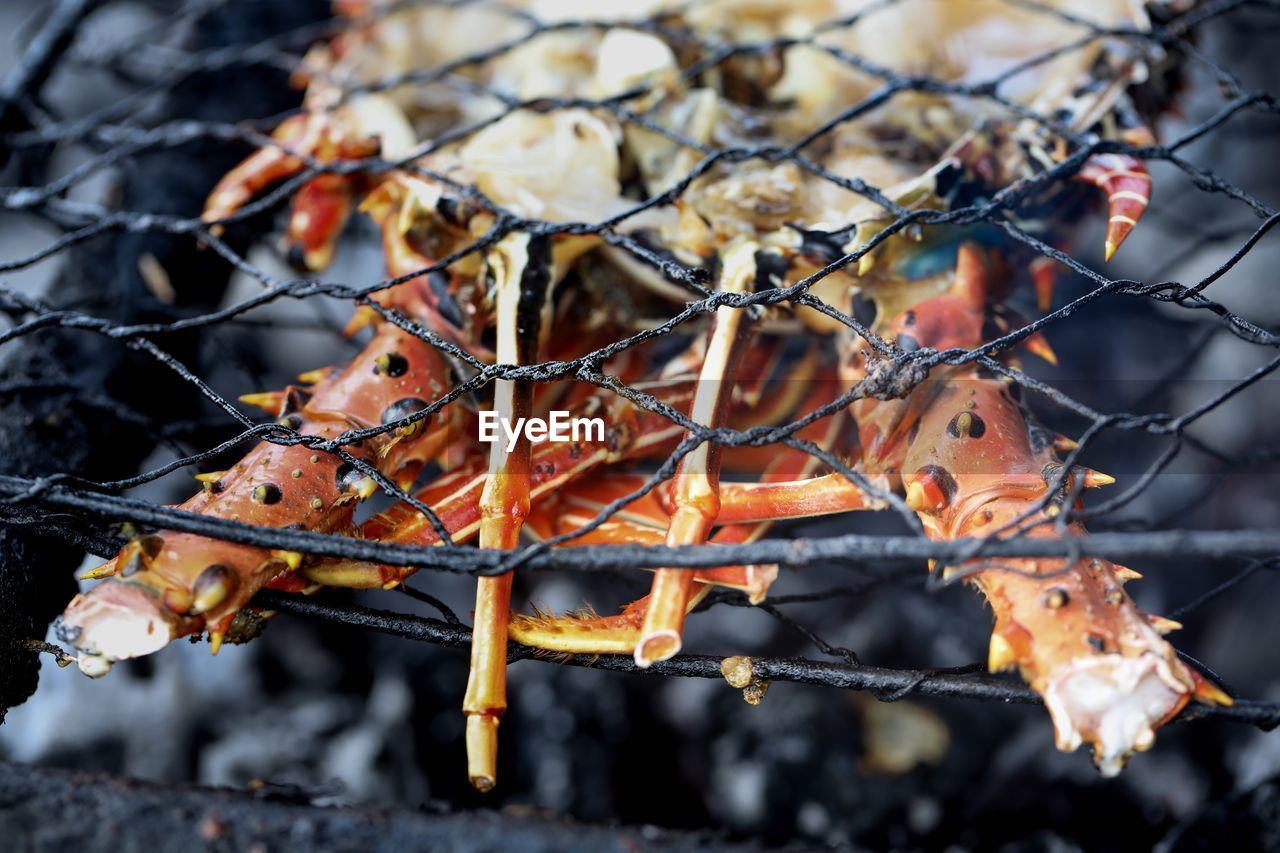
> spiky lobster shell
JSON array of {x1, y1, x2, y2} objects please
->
[
  {"x1": 58, "y1": 323, "x2": 454, "y2": 667},
  {"x1": 848, "y1": 244, "x2": 1224, "y2": 773}
]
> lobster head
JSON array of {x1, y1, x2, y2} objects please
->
[{"x1": 57, "y1": 533, "x2": 285, "y2": 676}]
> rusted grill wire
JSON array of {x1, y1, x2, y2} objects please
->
[{"x1": 1, "y1": 0, "x2": 1279, "y2": 730}]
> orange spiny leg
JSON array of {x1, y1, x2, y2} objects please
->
[
  {"x1": 347, "y1": 173, "x2": 490, "y2": 350},
  {"x1": 528, "y1": 474, "x2": 776, "y2": 594},
  {"x1": 203, "y1": 113, "x2": 315, "y2": 227},
  {"x1": 511, "y1": 342, "x2": 888, "y2": 658},
  {"x1": 510, "y1": 454, "x2": 888, "y2": 656},
  {"x1": 512, "y1": 480, "x2": 741, "y2": 652},
  {"x1": 203, "y1": 95, "x2": 414, "y2": 271},
  {"x1": 1077, "y1": 129, "x2": 1153, "y2": 262},
  {"x1": 463, "y1": 232, "x2": 552, "y2": 792},
  {"x1": 714, "y1": 471, "x2": 888, "y2": 524},
  {"x1": 633, "y1": 239, "x2": 762, "y2": 667}
]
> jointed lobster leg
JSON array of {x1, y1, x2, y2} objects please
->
[
  {"x1": 203, "y1": 113, "x2": 319, "y2": 229},
  {"x1": 509, "y1": 452, "x2": 889, "y2": 656},
  {"x1": 634, "y1": 239, "x2": 762, "y2": 668},
  {"x1": 511, "y1": 350, "x2": 889, "y2": 659},
  {"x1": 349, "y1": 174, "x2": 489, "y2": 349},
  {"x1": 514, "y1": 490, "x2": 749, "y2": 653},
  {"x1": 1077, "y1": 127, "x2": 1155, "y2": 262},
  {"x1": 202, "y1": 79, "x2": 416, "y2": 271},
  {"x1": 302, "y1": 380, "x2": 694, "y2": 589},
  {"x1": 526, "y1": 475, "x2": 779, "y2": 599},
  {"x1": 463, "y1": 232, "x2": 554, "y2": 792},
  {"x1": 304, "y1": 332, "x2": 825, "y2": 591}
]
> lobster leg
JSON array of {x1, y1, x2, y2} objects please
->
[
  {"x1": 510, "y1": 452, "x2": 888, "y2": 656},
  {"x1": 713, "y1": 473, "x2": 887, "y2": 523},
  {"x1": 348, "y1": 173, "x2": 490, "y2": 350},
  {"x1": 1077, "y1": 127, "x2": 1154, "y2": 262},
  {"x1": 510, "y1": 350, "x2": 887, "y2": 658},
  {"x1": 462, "y1": 232, "x2": 554, "y2": 791},
  {"x1": 311, "y1": 332, "x2": 816, "y2": 588},
  {"x1": 525, "y1": 474, "x2": 778, "y2": 602},
  {"x1": 203, "y1": 113, "x2": 317, "y2": 228},
  {"x1": 202, "y1": 94, "x2": 415, "y2": 271},
  {"x1": 633, "y1": 239, "x2": 763, "y2": 668},
  {"x1": 511, "y1": 478, "x2": 761, "y2": 654},
  {"x1": 299, "y1": 365, "x2": 698, "y2": 589}
]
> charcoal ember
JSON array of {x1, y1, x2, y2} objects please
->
[
  {"x1": 0, "y1": 0, "x2": 332, "y2": 719},
  {"x1": 0, "y1": 760, "x2": 761, "y2": 853},
  {"x1": 1160, "y1": 773, "x2": 1280, "y2": 852}
]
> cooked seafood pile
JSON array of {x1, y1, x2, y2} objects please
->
[{"x1": 56, "y1": 0, "x2": 1229, "y2": 788}]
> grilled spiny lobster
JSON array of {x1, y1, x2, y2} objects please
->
[{"x1": 55, "y1": 0, "x2": 1228, "y2": 787}]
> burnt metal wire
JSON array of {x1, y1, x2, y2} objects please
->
[{"x1": 2, "y1": 0, "x2": 1279, "y2": 729}]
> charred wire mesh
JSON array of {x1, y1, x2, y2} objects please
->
[{"x1": 1, "y1": 0, "x2": 1279, "y2": 739}]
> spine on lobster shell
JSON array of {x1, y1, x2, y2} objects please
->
[
  {"x1": 57, "y1": 322, "x2": 454, "y2": 673},
  {"x1": 852, "y1": 244, "x2": 1229, "y2": 774}
]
